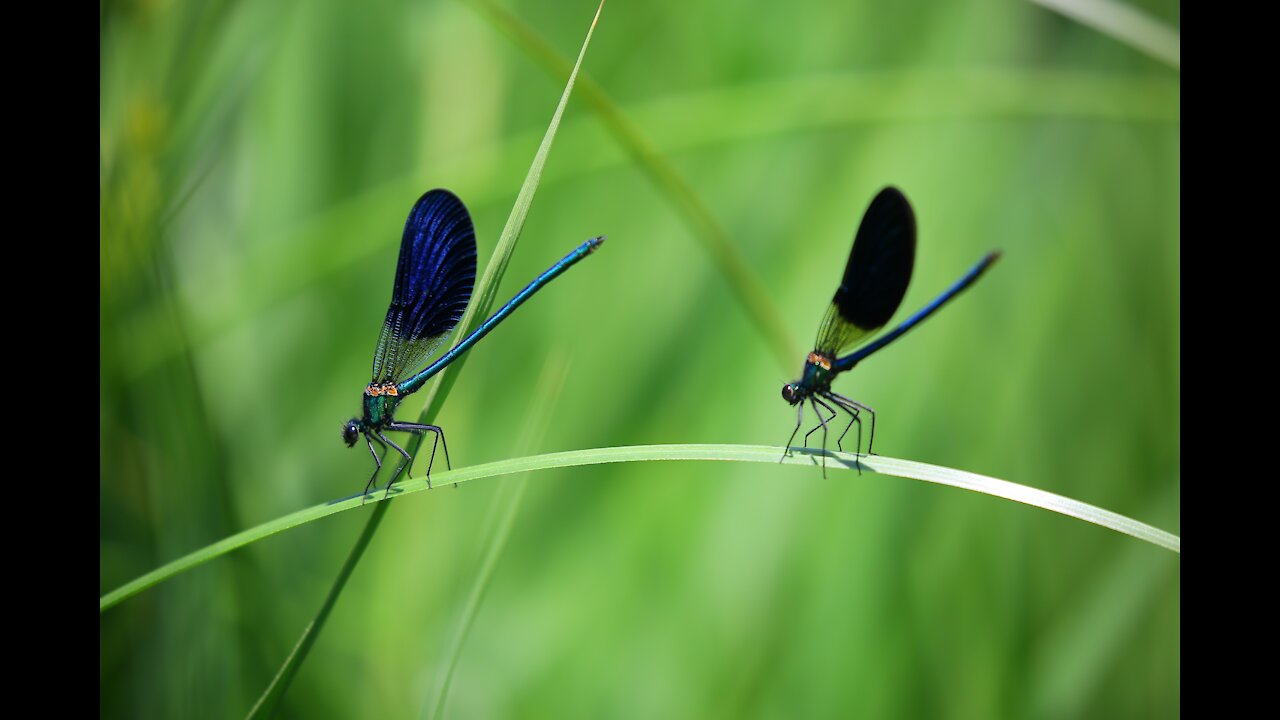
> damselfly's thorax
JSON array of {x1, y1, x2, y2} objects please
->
[
  {"x1": 365, "y1": 382, "x2": 400, "y2": 397},
  {"x1": 781, "y1": 351, "x2": 837, "y2": 405},
  {"x1": 358, "y1": 382, "x2": 403, "y2": 429},
  {"x1": 360, "y1": 388, "x2": 401, "y2": 430},
  {"x1": 342, "y1": 383, "x2": 401, "y2": 447}
]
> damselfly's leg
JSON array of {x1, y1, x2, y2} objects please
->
[
  {"x1": 388, "y1": 422, "x2": 450, "y2": 489},
  {"x1": 781, "y1": 402, "x2": 804, "y2": 463},
  {"x1": 823, "y1": 393, "x2": 863, "y2": 475},
  {"x1": 836, "y1": 408, "x2": 860, "y2": 454},
  {"x1": 363, "y1": 433, "x2": 388, "y2": 503},
  {"x1": 378, "y1": 431, "x2": 416, "y2": 499},
  {"x1": 804, "y1": 399, "x2": 838, "y2": 448},
  {"x1": 829, "y1": 392, "x2": 876, "y2": 455},
  {"x1": 810, "y1": 396, "x2": 835, "y2": 478}
]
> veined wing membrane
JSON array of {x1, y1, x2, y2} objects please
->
[
  {"x1": 814, "y1": 186, "x2": 916, "y2": 356},
  {"x1": 371, "y1": 189, "x2": 478, "y2": 384}
]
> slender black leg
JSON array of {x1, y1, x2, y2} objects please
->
[
  {"x1": 836, "y1": 408, "x2": 859, "y2": 453},
  {"x1": 824, "y1": 393, "x2": 863, "y2": 475},
  {"x1": 829, "y1": 392, "x2": 876, "y2": 455},
  {"x1": 780, "y1": 402, "x2": 804, "y2": 463},
  {"x1": 804, "y1": 399, "x2": 837, "y2": 448},
  {"x1": 850, "y1": 408, "x2": 863, "y2": 474},
  {"x1": 363, "y1": 433, "x2": 388, "y2": 504},
  {"x1": 810, "y1": 397, "x2": 833, "y2": 478},
  {"x1": 427, "y1": 432, "x2": 440, "y2": 487},
  {"x1": 388, "y1": 422, "x2": 450, "y2": 489},
  {"x1": 390, "y1": 422, "x2": 451, "y2": 470},
  {"x1": 378, "y1": 432, "x2": 416, "y2": 499}
]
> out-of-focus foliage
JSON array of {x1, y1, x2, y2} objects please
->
[{"x1": 101, "y1": 0, "x2": 1179, "y2": 717}]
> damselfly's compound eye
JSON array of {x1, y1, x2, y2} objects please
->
[
  {"x1": 342, "y1": 419, "x2": 361, "y2": 447},
  {"x1": 781, "y1": 384, "x2": 800, "y2": 405}
]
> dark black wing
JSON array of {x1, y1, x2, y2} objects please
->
[
  {"x1": 371, "y1": 189, "x2": 477, "y2": 384},
  {"x1": 814, "y1": 186, "x2": 916, "y2": 355}
]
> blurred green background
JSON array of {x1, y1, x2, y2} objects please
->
[{"x1": 100, "y1": 0, "x2": 1179, "y2": 717}]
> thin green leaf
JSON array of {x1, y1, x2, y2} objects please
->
[
  {"x1": 243, "y1": 3, "x2": 607, "y2": 716},
  {"x1": 465, "y1": 0, "x2": 799, "y2": 371},
  {"x1": 414, "y1": 0, "x2": 606, "y2": 425},
  {"x1": 242, "y1": 505, "x2": 385, "y2": 719},
  {"x1": 1032, "y1": 0, "x2": 1180, "y2": 69},
  {"x1": 1030, "y1": 485, "x2": 1180, "y2": 715},
  {"x1": 425, "y1": 353, "x2": 571, "y2": 719},
  {"x1": 101, "y1": 443, "x2": 1180, "y2": 614}
]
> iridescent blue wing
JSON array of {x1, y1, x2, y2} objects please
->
[
  {"x1": 370, "y1": 189, "x2": 477, "y2": 385},
  {"x1": 814, "y1": 186, "x2": 916, "y2": 356}
]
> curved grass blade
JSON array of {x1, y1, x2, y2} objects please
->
[
  {"x1": 464, "y1": 0, "x2": 799, "y2": 371},
  {"x1": 1030, "y1": 484, "x2": 1180, "y2": 716},
  {"x1": 1032, "y1": 0, "x2": 1180, "y2": 69},
  {"x1": 242, "y1": 4, "x2": 608, "y2": 716},
  {"x1": 101, "y1": 443, "x2": 1180, "y2": 614},
  {"x1": 412, "y1": 0, "x2": 606, "y2": 425},
  {"x1": 242, "y1": 505, "x2": 384, "y2": 719},
  {"x1": 424, "y1": 353, "x2": 571, "y2": 719}
]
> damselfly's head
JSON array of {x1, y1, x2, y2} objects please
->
[
  {"x1": 781, "y1": 382, "x2": 804, "y2": 405},
  {"x1": 342, "y1": 418, "x2": 363, "y2": 447}
]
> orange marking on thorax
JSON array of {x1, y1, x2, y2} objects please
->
[
  {"x1": 806, "y1": 352, "x2": 832, "y2": 370},
  {"x1": 365, "y1": 383, "x2": 400, "y2": 397}
]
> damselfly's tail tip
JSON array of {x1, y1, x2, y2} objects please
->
[
  {"x1": 981, "y1": 250, "x2": 1002, "y2": 269},
  {"x1": 586, "y1": 235, "x2": 606, "y2": 253}
]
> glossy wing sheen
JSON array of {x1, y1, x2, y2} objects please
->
[
  {"x1": 370, "y1": 189, "x2": 477, "y2": 384},
  {"x1": 815, "y1": 186, "x2": 916, "y2": 355}
]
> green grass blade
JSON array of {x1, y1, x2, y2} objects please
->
[
  {"x1": 1030, "y1": 485, "x2": 1179, "y2": 715},
  {"x1": 424, "y1": 353, "x2": 571, "y2": 719},
  {"x1": 414, "y1": 0, "x2": 606, "y2": 425},
  {"x1": 243, "y1": 501, "x2": 388, "y2": 719},
  {"x1": 101, "y1": 443, "x2": 1180, "y2": 614},
  {"x1": 240, "y1": 4, "x2": 606, "y2": 715},
  {"x1": 1032, "y1": 0, "x2": 1180, "y2": 68},
  {"x1": 466, "y1": 0, "x2": 798, "y2": 371}
]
